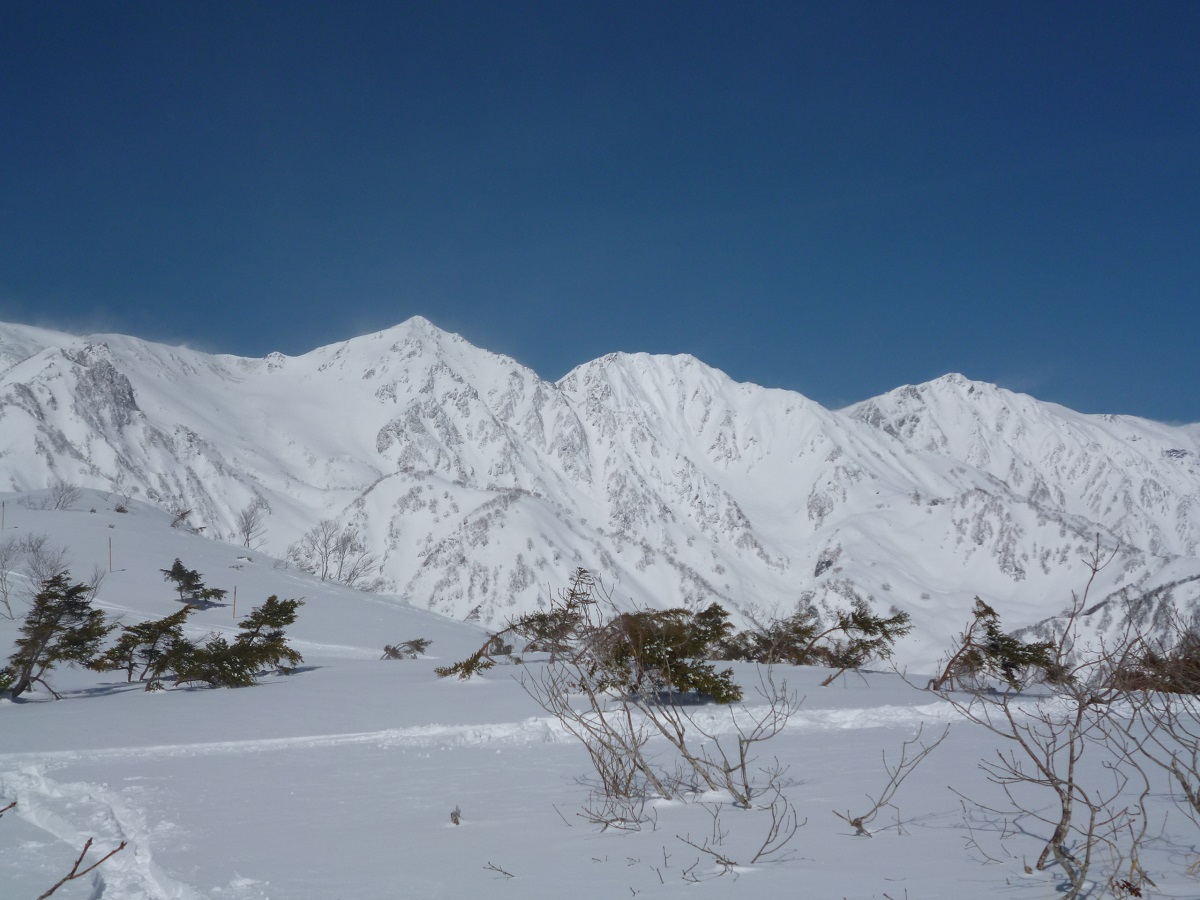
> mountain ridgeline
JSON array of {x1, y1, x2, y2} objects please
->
[{"x1": 2, "y1": 317, "x2": 1198, "y2": 667}]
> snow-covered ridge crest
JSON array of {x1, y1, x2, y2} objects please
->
[{"x1": 1, "y1": 316, "x2": 1198, "y2": 667}]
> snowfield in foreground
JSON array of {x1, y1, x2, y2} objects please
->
[{"x1": 3, "y1": 494, "x2": 1200, "y2": 898}]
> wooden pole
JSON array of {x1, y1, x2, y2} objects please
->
[{"x1": 2, "y1": 499, "x2": 5, "y2": 529}]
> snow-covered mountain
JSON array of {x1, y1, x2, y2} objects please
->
[{"x1": 2, "y1": 316, "x2": 1198, "y2": 666}]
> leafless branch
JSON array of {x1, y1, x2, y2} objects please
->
[
  {"x1": 752, "y1": 784, "x2": 803, "y2": 863},
  {"x1": 36, "y1": 837, "x2": 127, "y2": 900},
  {"x1": 483, "y1": 860, "x2": 514, "y2": 878},
  {"x1": 938, "y1": 538, "x2": 1152, "y2": 899},
  {"x1": 833, "y1": 723, "x2": 949, "y2": 836}
]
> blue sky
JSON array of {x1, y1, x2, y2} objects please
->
[{"x1": 2, "y1": 2, "x2": 1197, "y2": 420}]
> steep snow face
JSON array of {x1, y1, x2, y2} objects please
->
[{"x1": 0, "y1": 319, "x2": 1198, "y2": 667}]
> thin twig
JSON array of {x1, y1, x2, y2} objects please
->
[
  {"x1": 483, "y1": 860, "x2": 515, "y2": 878},
  {"x1": 36, "y1": 838, "x2": 128, "y2": 900}
]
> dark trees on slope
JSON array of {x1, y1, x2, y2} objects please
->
[
  {"x1": 719, "y1": 598, "x2": 912, "y2": 685},
  {"x1": 0, "y1": 574, "x2": 114, "y2": 699},
  {"x1": 927, "y1": 597, "x2": 1063, "y2": 692},
  {"x1": 437, "y1": 569, "x2": 741, "y2": 703},
  {"x1": 90, "y1": 606, "x2": 194, "y2": 684},
  {"x1": 156, "y1": 596, "x2": 304, "y2": 689},
  {"x1": 92, "y1": 595, "x2": 303, "y2": 690}
]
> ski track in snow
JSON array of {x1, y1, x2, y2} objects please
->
[
  {"x1": 0, "y1": 698, "x2": 959, "y2": 898},
  {"x1": 0, "y1": 701, "x2": 956, "y2": 768},
  {"x1": 0, "y1": 766, "x2": 207, "y2": 900}
]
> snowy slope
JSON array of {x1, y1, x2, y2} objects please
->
[
  {"x1": 4, "y1": 499, "x2": 1200, "y2": 898},
  {"x1": 1, "y1": 317, "x2": 1198, "y2": 668}
]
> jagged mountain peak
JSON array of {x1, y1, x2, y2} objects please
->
[
  {"x1": 848, "y1": 373, "x2": 1094, "y2": 449},
  {"x1": 313, "y1": 315, "x2": 456, "y2": 354},
  {"x1": 559, "y1": 349, "x2": 722, "y2": 391},
  {"x1": 283, "y1": 316, "x2": 540, "y2": 392},
  {"x1": 851, "y1": 372, "x2": 1024, "y2": 414},
  {"x1": 558, "y1": 350, "x2": 827, "y2": 423}
]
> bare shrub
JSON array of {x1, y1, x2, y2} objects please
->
[
  {"x1": 483, "y1": 860, "x2": 514, "y2": 878},
  {"x1": 578, "y1": 789, "x2": 654, "y2": 832},
  {"x1": 523, "y1": 656, "x2": 667, "y2": 798},
  {"x1": 441, "y1": 569, "x2": 798, "y2": 827},
  {"x1": 18, "y1": 534, "x2": 71, "y2": 590},
  {"x1": 935, "y1": 538, "x2": 1153, "y2": 898},
  {"x1": 26, "y1": 480, "x2": 83, "y2": 511},
  {"x1": 678, "y1": 804, "x2": 740, "y2": 880},
  {"x1": 287, "y1": 518, "x2": 384, "y2": 590},
  {"x1": 833, "y1": 723, "x2": 949, "y2": 836},
  {"x1": 677, "y1": 790, "x2": 802, "y2": 881},
  {"x1": 112, "y1": 473, "x2": 135, "y2": 511},
  {"x1": 235, "y1": 496, "x2": 270, "y2": 549},
  {"x1": 1102, "y1": 609, "x2": 1200, "y2": 881},
  {"x1": 0, "y1": 537, "x2": 18, "y2": 619},
  {"x1": 751, "y1": 784, "x2": 802, "y2": 863},
  {"x1": 49, "y1": 480, "x2": 82, "y2": 511},
  {"x1": 0, "y1": 534, "x2": 72, "y2": 618},
  {"x1": 85, "y1": 564, "x2": 106, "y2": 603},
  {"x1": 626, "y1": 668, "x2": 797, "y2": 808}
]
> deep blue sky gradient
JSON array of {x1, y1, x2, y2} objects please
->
[{"x1": 2, "y1": 2, "x2": 1197, "y2": 420}]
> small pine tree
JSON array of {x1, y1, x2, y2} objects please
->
[
  {"x1": 433, "y1": 635, "x2": 512, "y2": 679},
  {"x1": 167, "y1": 635, "x2": 259, "y2": 688},
  {"x1": 90, "y1": 606, "x2": 194, "y2": 684},
  {"x1": 816, "y1": 599, "x2": 913, "y2": 686},
  {"x1": 161, "y1": 559, "x2": 227, "y2": 606},
  {"x1": 719, "y1": 607, "x2": 824, "y2": 664},
  {"x1": 718, "y1": 597, "x2": 912, "y2": 685},
  {"x1": 151, "y1": 596, "x2": 303, "y2": 689},
  {"x1": 381, "y1": 638, "x2": 432, "y2": 660},
  {"x1": 598, "y1": 603, "x2": 741, "y2": 702},
  {"x1": 437, "y1": 569, "x2": 741, "y2": 702},
  {"x1": 0, "y1": 573, "x2": 115, "y2": 699},
  {"x1": 162, "y1": 559, "x2": 200, "y2": 601},
  {"x1": 233, "y1": 596, "x2": 304, "y2": 673},
  {"x1": 928, "y1": 598, "x2": 1060, "y2": 692}
]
